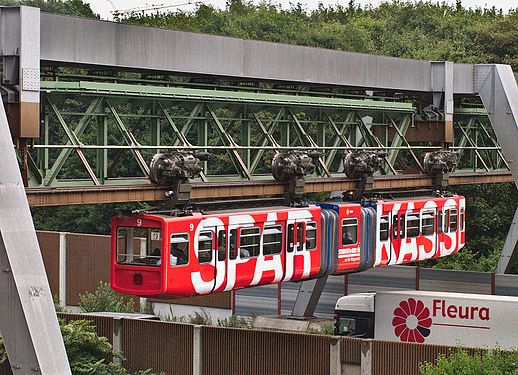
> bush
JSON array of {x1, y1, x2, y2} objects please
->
[
  {"x1": 79, "y1": 282, "x2": 135, "y2": 313},
  {"x1": 307, "y1": 322, "x2": 335, "y2": 335},
  {"x1": 217, "y1": 315, "x2": 252, "y2": 328},
  {"x1": 420, "y1": 348, "x2": 518, "y2": 374},
  {"x1": 0, "y1": 319, "x2": 161, "y2": 374},
  {"x1": 188, "y1": 309, "x2": 212, "y2": 325}
]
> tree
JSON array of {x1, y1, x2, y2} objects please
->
[{"x1": 0, "y1": 0, "x2": 97, "y2": 18}]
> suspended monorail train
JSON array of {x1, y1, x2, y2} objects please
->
[{"x1": 111, "y1": 195, "x2": 465, "y2": 298}]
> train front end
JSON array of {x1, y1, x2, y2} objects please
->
[{"x1": 111, "y1": 214, "x2": 167, "y2": 297}]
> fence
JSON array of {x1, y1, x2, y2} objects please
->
[{"x1": 0, "y1": 313, "x2": 473, "y2": 375}]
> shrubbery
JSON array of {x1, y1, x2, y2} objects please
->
[
  {"x1": 420, "y1": 348, "x2": 518, "y2": 374},
  {"x1": 79, "y1": 282, "x2": 135, "y2": 313},
  {"x1": 0, "y1": 319, "x2": 160, "y2": 374}
]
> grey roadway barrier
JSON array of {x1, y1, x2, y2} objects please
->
[{"x1": 236, "y1": 266, "x2": 516, "y2": 318}]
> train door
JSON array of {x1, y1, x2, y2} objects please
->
[
  {"x1": 420, "y1": 208, "x2": 438, "y2": 260},
  {"x1": 208, "y1": 226, "x2": 228, "y2": 293},
  {"x1": 390, "y1": 211, "x2": 406, "y2": 264},
  {"x1": 283, "y1": 219, "x2": 307, "y2": 282},
  {"x1": 377, "y1": 212, "x2": 390, "y2": 266},
  {"x1": 441, "y1": 204, "x2": 459, "y2": 256},
  {"x1": 334, "y1": 205, "x2": 362, "y2": 274}
]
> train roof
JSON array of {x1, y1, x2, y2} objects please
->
[
  {"x1": 322, "y1": 194, "x2": 461, "y2": 206},
  {"x1": 142, "y1": 204, "x2": 319, "y2": 220},
  {"x1": 202, "y1": 205, "x2": 314, "y2": 215}
]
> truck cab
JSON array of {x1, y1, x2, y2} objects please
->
[{"x1": 334, "y1": 292, "x2": 375, "y2": 338}]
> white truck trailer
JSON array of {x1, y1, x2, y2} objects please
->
[{"x1": 334, "y1": 290, "x2": 518, "y2": 348}]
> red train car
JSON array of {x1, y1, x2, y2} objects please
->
[{"x1": 111, "y1": 195, "x2": 465, "y2": 298}]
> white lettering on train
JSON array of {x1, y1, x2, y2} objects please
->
[{"x1": 250, "y1": 213, "x2": 283, "y2": 286}]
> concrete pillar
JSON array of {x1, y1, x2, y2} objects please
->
[
  {"x1": 113, "y1": 318, "x2": 122, "y2": 366},
  {"x1": 59, "y1": 232, "x2": 67, "y2": 306},
  {"x1": 360, "y1": 340, "x2": 372, "y2": 375},
  {"x1": 329, "y1": 337, "x2": 341, "y2": 375},
  {"x1": 193, "y1": 325, "x2": 202, "y2": 375}
]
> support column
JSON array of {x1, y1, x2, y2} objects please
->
[
  {"x1": 360, "y1": 341, "x2": 373, "y2": 375},
  {"x1": 0, "y1": 6, "x2": 41, "y2": 140},
  {"x1": 497, "y1": 207, "x2": 518, "y2": 273},
  {"x1": 112, "y1": 318, "x2": 122, "y2": 366},
  {"x1": 290, "y1": 275, "x2": 328, "y2": 318},
  {"x1": 0, "y1": 99, "x2": 71, "y2": 372},
  {"x1": 474, "y1": 65, "x2": 518, "y2": 273},
  {"x1": 329, "y1": 337, "x2": 341, "y2": 375},
  {"x1": 193, "y1": 325, "x2": 202, "y2": 375},
  {"x1": 432, "y1": 61, "x2": 454, "y2": 144},
  {"x1": 59, "y1": 232, "x2": 67, "y2": 306}
]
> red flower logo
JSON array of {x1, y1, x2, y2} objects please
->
[{"x1": 392, "y1": 298, "x2": 432, "y2": 343}]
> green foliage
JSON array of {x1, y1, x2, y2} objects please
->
[
  {"x1": 0, "y1": 0, "x2": 97, "y2": 18},
  {"x1": 431, "y1": 246, "x2": 501, "y2": 272},
  {"x1": 0, "y1": 319, "x2": 160, "y2": 374},
  {"x1": 54, "y1": 295, "x2": 68, "y2": 312},
  {"x1": 60, "y1": 319, "x2": 119, "y2": 374},
  {"x1": 159, "y1": 306, "x2": 187, "y2": 322},
  {"x1": 32, "y1": 203, "x2": 142, "y2": 235},
  {"x1": 161, "y1": 308, "x2": 213, "y2": 324},
  {"x1": 217, "y1": 315, "x2": 252, "y2": 328},
  {"x1": 187, "y1": 309, "x2": 212, "y2": 325},
  {"x1": 307, "y1": 322, "x2": 335, "y2": 335},
  {"x1": 79, "y1": 282, "x2": 135, "y2": 313},
  {"x1": 420, "y1": 348, "x2": 518, "y2": 374}
]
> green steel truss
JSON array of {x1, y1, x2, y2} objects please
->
[
  {"x1": 27, "y1": 81, "x2": 508, "y2": 188},
  {"x1": 453, "y1": 107, "x2": 509, "y2": 172}
]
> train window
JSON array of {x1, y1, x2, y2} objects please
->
[
  {"x1": 240, "y1": 227, "x2": 260, "y2": 258},
  {"x1": 380, "y1": 215, "x2": 389, "y2": 241},
  {"x1": 406, "y1": 213, "x2": 420, "y2": 238},
  {"x1": 263, "y1": 225, "x2": 282, "y2": 255},
  {"x1": 449, "y1": 209, "x2": 458, "y2": 232},
  {"x1": 116, "y1": 227, "x2": 162, "y2": 266},
  {"x1": 287, "y1": 224, "x2": 295, "y2": 253},
  {"x1": 306, "y1": 221, "x2": 317, "y2": 251},
  {"x1": 341, "y1": 218, "x2": 358, "y2": 246},
  {"x1": 460, "y1": 208, "x2": 465, "y2": 231},
  {"x1": 217, "y1": 230, "x2": 226, "y2": 261},
  {"x1": 421, "y1": 211, "x2": 435, "y2": 236},
  {"x1": 229, "y1": 229, "x2": 237, "y2": 260},
  {"x1": 170, "y1": 234, "x2": 189, "y2": 266},
  {"x1": 198, "y1": 231, "x2": 213, "y2": 264}
]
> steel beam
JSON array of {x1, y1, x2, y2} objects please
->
[
  {"x1": 25, "y1": 172, "x2": 513, "y2": 207},
  {"x1": 475, "y1": 65, "x2": 518, "y2": 273},
  {"x1": 0, "y1": 100, "x2": 70, "y2": 372},
  {"x1": 40, "y1": 81, "x2": 415, "y2": 112},
  {"x1": 37, "y1": 12, "x2": 479, "y2": 94}
]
